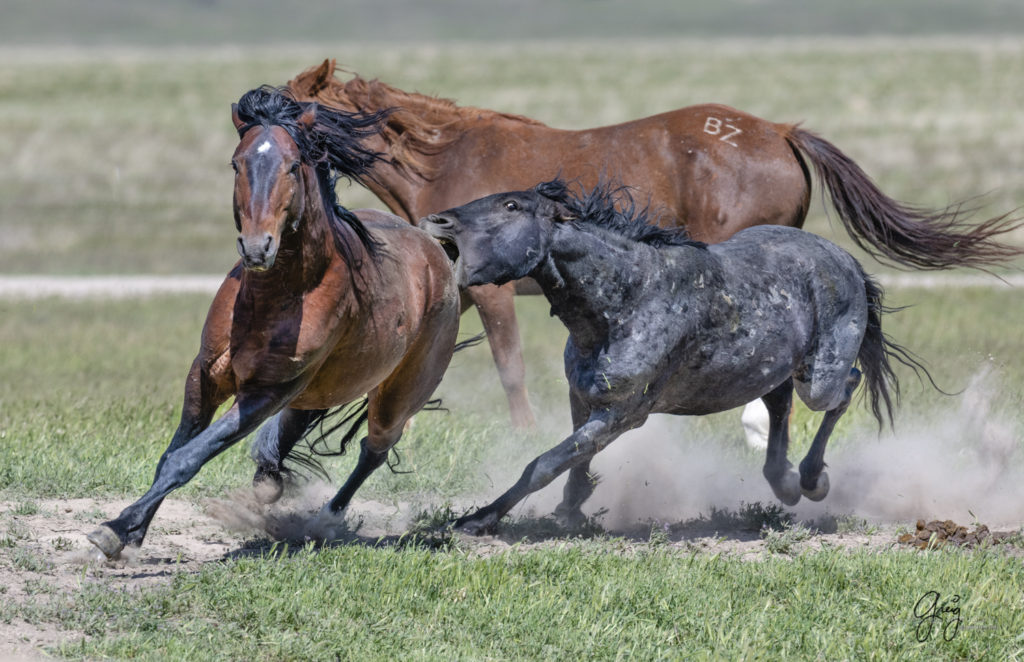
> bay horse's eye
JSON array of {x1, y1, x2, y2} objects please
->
[
  {"x1": 230, "y1": 160, "x2": 239, "y2": 173},
  {"x1": 504, "y1": 200, "x2": 520, "y2": 212},
  {"x1": 288, "y1": 161, "x2": 301, "y2": 175}
]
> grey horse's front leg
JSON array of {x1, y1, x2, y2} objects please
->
[
  {"x1": 87, "y1": 395, "x2": 285, "y2": 559},
  {"x1": 455, "y1": 419, "x2": 613, "y2": 535}
]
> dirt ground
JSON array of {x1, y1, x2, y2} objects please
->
[{"x1": 4, "y1": 491, "x2": 1018, "y2": 661}]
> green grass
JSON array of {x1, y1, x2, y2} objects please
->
[{"x1": 34, "y1": 544, "x2": 1024, "y2": 661}]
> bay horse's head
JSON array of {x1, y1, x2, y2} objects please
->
[
  {"x1": 419, "y1": 180, "x2": 576, "y2": 288},
  {"x1": 230, "y1": 86, "x2": 388, "y2": 271}
]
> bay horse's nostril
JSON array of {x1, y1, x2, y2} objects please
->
[
  {"x1": 237, "y1": 236, "x2": 246, "y2": 258},
  {"x1": 263, "y1": 233, "x2": 274, "y2": 252}
]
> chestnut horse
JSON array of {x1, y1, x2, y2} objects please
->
[
  {"x1": 289, "y1": 59, "x2": 1022, "y2": 428},
  {"x1": 87, "y1": 87, "x2": 460, "y2": 559}
]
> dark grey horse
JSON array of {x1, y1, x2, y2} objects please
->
[{"x1": 419, "y1": 179, "x2": 930, "y2": 535}]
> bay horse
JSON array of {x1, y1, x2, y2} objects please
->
[
  {"x1": 288, "y1": 59, "x2": 1022, "y2": 429},
  {"x1": 87, "y1": 87, "x2": 460, "y2": 559},
  {"x1": 419, "y1": 180, "x2": 934, "y2": 534}
]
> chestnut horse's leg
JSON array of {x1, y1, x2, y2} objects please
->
[
  {"x1": 797, "y1": 368, "x2": 861, "y2": 502},
  {"x1": 251, "y1": 407, "x2": 328, "y2": 504},
  {"x1": 465, "y1": 282, "x2": 536, "y2": 428},
  {"x1": 454, "y1": 417, "x2": 620, "y2": 535},
  {"x1": 760, "y1": 378, "x2": 802, "y2": 506},
  {"x1": 87, "y1": 392, "x2": 288, "y2": 559}
]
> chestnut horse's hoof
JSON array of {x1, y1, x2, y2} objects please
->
[
  {"x1": 801, "y1": 471, "x2": 830, "y2": 502},
  {"x1": 86, "y1": 525, "x2": 124, "y2": 560}
]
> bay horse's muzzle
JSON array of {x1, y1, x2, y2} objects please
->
[{"x1": 237, "y1": 232, "x2": 278, "y2": 271}]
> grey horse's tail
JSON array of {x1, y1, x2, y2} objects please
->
[{"x1": 856, "y1": 270, "x2": 941, "y2": 428}]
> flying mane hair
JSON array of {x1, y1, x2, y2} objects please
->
[
  {"x1": 536, "y1": 178, "x2": 707, "y2": 249},
  {"x1": 233, "y1": 85, "x2": 392, "y2": 262}
]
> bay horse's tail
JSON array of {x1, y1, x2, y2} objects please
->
[
  {"x1": 856, "y1": 271, "x2": 941, "y2": 429},
  {"x1": 786, "y1": 126, "x2": 1023, "y2": 270}
]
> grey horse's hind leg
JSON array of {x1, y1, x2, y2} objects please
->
[
  {"x1": 798, "y1": 368, "x2": 861, "y2": 501},
  {"x1": 251, "y1": 408, "x2": 326, "y2": 504},
  {"x1": 760, "y1": 378, "x2": 802, "y2": 506}
]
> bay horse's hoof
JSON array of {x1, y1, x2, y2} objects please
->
[
  {"x1": 86, "y1": 525, "x2": 124, "y2": 560},
  {"x1": 801, "y1": 471, "x2": 830, "y2": 502},
  {"x1": 252, "y1": 470, "x2": 284, "y2": 505}
]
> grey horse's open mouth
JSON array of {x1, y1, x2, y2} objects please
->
[{"x1": 438, "y1": 237, "x2": 460, "y2": 263}]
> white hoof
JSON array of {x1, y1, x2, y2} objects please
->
[{"x1": 741, "y1": 400, "x2": 770, "y2": 450}]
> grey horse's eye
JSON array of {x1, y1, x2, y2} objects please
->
[{"x1": 504, "y1": 200, "x2": 520, "y2": 211}]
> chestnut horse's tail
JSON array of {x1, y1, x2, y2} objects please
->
[{"x1": 786, "y1": 126, "x2": 1023, "y2": 270}]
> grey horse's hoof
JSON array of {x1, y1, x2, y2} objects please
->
[
  {"x1": 770, "y1": 470, "x2": 802, "y2": 506},
  {"x1": 86, "y1": 525, "x2": 124, "y2": 560},
  {"x1": 801, "y1": 471, "x2": 830, "y2": 501}
]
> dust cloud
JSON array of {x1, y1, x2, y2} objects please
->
[{"x1": 510, "y1": 368, "x2": 1023, "y2": 530}]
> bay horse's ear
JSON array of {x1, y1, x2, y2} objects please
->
[
  {"x1": 231, "y1": 103, "x2": 246, "y2": 134},
  {"x1": 298, "y1": 104, "x2": 318, "y2": 132}
]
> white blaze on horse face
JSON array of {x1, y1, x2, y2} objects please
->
[{"x1": 257, "y1": 140, "x2": 272, "y2": 154}]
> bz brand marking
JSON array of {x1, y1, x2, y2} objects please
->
[{"x1": 703, "y1": 116, "x2": 742, "y2": 147}]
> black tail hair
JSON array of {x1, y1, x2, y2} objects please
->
[{"x1": 856, "y1": 271, "x2": 945, "y2": 428}]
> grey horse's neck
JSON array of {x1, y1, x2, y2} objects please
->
[{"x1": 529, "y1": 224, "x2": 707, "y2": 355}]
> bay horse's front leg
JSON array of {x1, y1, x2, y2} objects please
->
[
  {"x1": 465, "y1": 282, "x2": 535, "y2": 428},
  {"x1": 251, "y1": 407, "x2": 328, "y2": 504},
  {"x1": 87, "y1": 393, "x2": 287, "y2": 559},
  {"x1": 455, "y1": 418, "x2": 613, "y2": 535}
]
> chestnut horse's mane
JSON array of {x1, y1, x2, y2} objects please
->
[{"x1": 288, "y1": 60, "x2": 545, "y2": 179}]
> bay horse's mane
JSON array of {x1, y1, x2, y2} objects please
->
[
  {"x1": 537, "y1": 179, "x2": 707, "y2": 250},
  {"x1": 288, "y1": 60, "x2": 545, "y2": 179},
  {"x1": 234, "y1": 85, "x2": 390, "y2": 260}
]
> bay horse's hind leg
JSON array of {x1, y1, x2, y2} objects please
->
[
  {"x1": 761, "y1": 378, "x2": 803, "y2": 506},
  {"x1": 321, "y1": 307, "x2": 459, "y2": 519},
  {"x1": 797, "y1": 368, "x2": 861, "y2": 501},
  {"x1": 251, "y1": 408, "x2": 327, "y2": 504}
]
